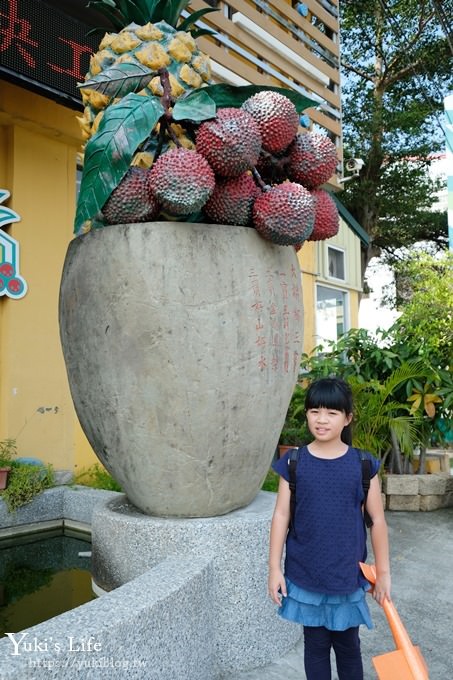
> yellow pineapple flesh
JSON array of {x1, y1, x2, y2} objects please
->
[{"x1": 79, "y1": 21, "x2": 212, "y2": 142}]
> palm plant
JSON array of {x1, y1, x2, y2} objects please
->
[
  {"x1": 406, "y1": 377, "x2": 444, "y2": 472},
  {"x1": 349, "y1": 361, "x2": 431, "y2": 470},
  {"x1": 284, "y1": 361, "x2": 433, "y2": 470}
]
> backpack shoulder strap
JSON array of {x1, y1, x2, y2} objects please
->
[
  {"x1": 288, "y1": 447, "x2": 300, "y2": 536},
  {"x1": 357, "y1": 448, "x2": 373, "y2": 528}
]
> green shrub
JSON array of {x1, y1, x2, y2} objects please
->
[
  {"x1": 75, "y1": 464, "x2": 122, "y2": 492},
  {"x1": 279, "y1": 383, "x2": 310, "y2": 446},
  {"x1": 0, "y1": 438, "x2": 17, "y2": 465},
  {"x1": 261, "y1": 468, "x2": 279, "y2": 493},
  {"x1": 2, "y1": 462, "x2": 54, "y2": 513}
]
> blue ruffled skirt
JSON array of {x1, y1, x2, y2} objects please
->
[{"x1": 279, "y1": 578, "x2": 373, "y2": 631}]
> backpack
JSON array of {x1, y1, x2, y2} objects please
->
[{"x1": 287, "y1": 447, "x2": 373, "y2": 537}]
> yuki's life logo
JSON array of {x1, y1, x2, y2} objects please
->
[{"x1": 5, "y1": 632, "x2": 102, "y2": 655}]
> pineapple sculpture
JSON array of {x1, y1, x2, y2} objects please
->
[
  {"x1": 75, "y1": 0, "x2": 341, "y2": 244},
  {"x1": 75, "y1": 0, "x2": 217, "y2": 233},
  {"x1": 78, "y1": 0, "x2": 212, "y2": 144},
  {"x1": 62, "y1": 0, "x2": 342, "y2": 518}
]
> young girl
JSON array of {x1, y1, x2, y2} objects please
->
[{"x1": 269, "y1": 377, "x2": 391, "y2": 680}]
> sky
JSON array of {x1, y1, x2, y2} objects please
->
[{"x1": 358, "y1": 260, "x2": 399, "y2": 334}]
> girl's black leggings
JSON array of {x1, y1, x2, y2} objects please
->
[{"x1": 303, "y1": 625, "x2": 363, "y2": 680}]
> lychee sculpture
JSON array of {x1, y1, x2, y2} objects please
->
[
  {"x1": 196, "y1": 108, "x2": 262, "y2": 178},
  {"x1": 102, "y1": 167, "x2": 159, "y2": 225},
  {"x1": 242, "y1": 91, "x2": 300, "y2": 154},
  {"x1": 287, "y1": 132, "x2": 338, "y2": 189},
  {"x1": 253, "y1": 183, "x2": 315, "y2": 245},
  {"x1": 308, "y1": 189, "x2": 340, "y2": 241},
  {"x1": 74, "y1": 2, "x2": 340, "y2": 252},
  {"x1": 204, "y1": 173, "x2": 260, "y2": 227},
  {"x1": 65, "y1": 0, "x2": 347, "y2": 530},
  {"x1": 149, "y1": 148, "x2": 215, "y2": 216}
]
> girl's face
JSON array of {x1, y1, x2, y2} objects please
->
[{"x1": 306, "y1": 407, "x2": 352, "y2": 443}]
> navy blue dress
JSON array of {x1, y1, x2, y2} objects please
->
[{"x1": 272, "y1": 446, "x2": 380, "y2": 630}]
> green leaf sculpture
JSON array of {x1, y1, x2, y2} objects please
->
[
  {"x1": 188, "y1": 84, "x2": 318, "y2": 114},
  {"x1": 178, "y1": 7, "x2": 218, "y2": 36},
  {"x1": 87, "y1": 0, "x2": 165, "y2": 30},
  {"x1": 78, "y1": 63, "x2": 154, "y2": 99},
  {"x1": 161, "y1": 0, "x2": 191, "y2": 26},
  {"x1": 74, "y1": 94, "x2": 164, "y2": 234},
  {"x1": 172, "y1": 90, "x2": 216, "y2": 123}
]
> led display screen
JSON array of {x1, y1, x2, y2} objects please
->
[{"x1": 0, "y1": 0, "x2": 100, "y2": 108}]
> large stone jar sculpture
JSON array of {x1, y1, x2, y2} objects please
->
[
  {"x1": 59, "y1": 221, "x2": 303, "y2": 517},
  {"x1": 61, "y1": 2, "x2": 338, "y2": 519}
]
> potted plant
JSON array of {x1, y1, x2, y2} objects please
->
[
  {"x1": 0, "y1": 439, "x2": 55, "y2": 512},
  {"x1": 0, "y1": 438, "x2": 15, "y2": 491},
  {"x1": 279, "y1": 427, "x2": 310, "y2": 454},
  {"x1": 59, "y1": 0, "x2": 340, "y2": 518},
  {"x1": 1, "y1": 462, "x2": 54, "y2": 513},
  {"x1": 0, "y1": 467, "x2": 11, "y2": 491}
]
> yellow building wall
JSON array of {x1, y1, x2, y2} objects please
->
[
  {"x1": 297, "y1": 241, "x2": 317, "y2": 354},
  {"x1": 0, "y1": 82, "x2": 97, "y2": 473},
  {"x1": 316, "y1": 216, "x2": 362, "y2": 335},
  {"x1": 305, "y1": 216, "x2": 362, "y2": 355},
  {"x1": 316, "y1": 217, "x2": 363, "y2": 291},
  {"x1": 350, "y1": 290, "x2": 360, "y2": 330}
]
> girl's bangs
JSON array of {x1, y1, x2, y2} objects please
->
[{"x1": 304, "y1": 379, "x2": 352, "y2": 413}]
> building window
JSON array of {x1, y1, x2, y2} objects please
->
[
  {"x1": 327, "y1": 246, "x2": 345, "y2": 280},
  {"x1": 316, "y1": 285, "x2": 348, "y2": 346}
]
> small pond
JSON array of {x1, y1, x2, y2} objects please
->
[{"x1": 0, "y1": 530, "x2": 95, "y2": 637}]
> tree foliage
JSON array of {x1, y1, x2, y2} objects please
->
[
  {"x1": 339, "y1": 0, "x2": 451, "y2": 277},
  {"x1": 293, "y1": 251, "x2": 453, "y2": 460},
  {"x1": 388, "y1": 250, "x2": 453, "y2": 370}
]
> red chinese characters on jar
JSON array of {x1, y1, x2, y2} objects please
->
[{"x1": 249, "y1": 264, "x2": 302, "y2": 374}]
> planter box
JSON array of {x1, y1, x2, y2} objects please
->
[
  {"x1": 0, "y1": 467, "x2": 10, "y2": 490},
  {"x1": 383, "y1": 473, "x2": 453, "y2": 512}
]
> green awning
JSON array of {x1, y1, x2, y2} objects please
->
[{"x1": 332, "y1": 195, "x2": 370, "y2": 246}]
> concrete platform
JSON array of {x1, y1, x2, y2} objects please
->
[
  {"x1": 90, "y1": 492, "x2": 300, "y2": 673},
  {"x1": 222, "y1": 507, "x2": 453, "y2": 680},
  {"x1": 1, "y1": 490, "x2": 451, "y2": 678},
  {"x1": 0, "y1": 489, "x2": 300, "y2": 679}
]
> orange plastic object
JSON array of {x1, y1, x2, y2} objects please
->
[{"x1": 359, "y1": 562, "x2": 429, "y2": 680}]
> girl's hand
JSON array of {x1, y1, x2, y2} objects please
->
[
  {"x1": 373, "y1": 572, "x2": 391, "y2": 606},
  {"x1": 268, "y1": 568, "x2": 287, "y2": 606}
]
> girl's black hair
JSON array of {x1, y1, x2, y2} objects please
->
[{"x1": 304, "y1": 377, "x2": 353, "y2": 445}]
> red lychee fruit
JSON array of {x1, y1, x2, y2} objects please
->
[
  {"x1": 196, "y1": 108, "x2": 262, "y2": 178},
  {"x1": 287, "y1": 132, "x2": 338, "y2": 189},
  {"x1": 203, "y1": 173, "x2": 260, "y2": 226},
  {"x1": 242, "y1": 91, "x2": 299, "y2": 154},
  {"x1": 149, "y1": 148, "x2": 215, "y2": 215},
  {"x1": 252, "y1": 182, "x2": 315, "y2": 245},
  {"x1": 102, "y1": 167, "x2": 159, "y2": 225},
  {"x1": 308, "y1": 189, "x2": 340, "y2": 241}
]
